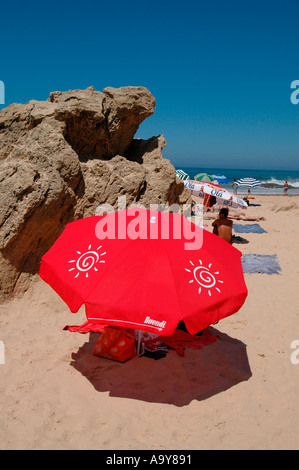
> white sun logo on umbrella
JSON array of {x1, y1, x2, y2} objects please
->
[
  {"x1": 67, "y1": 244, "x2": 106, "y2": 278},
  {"x1": 185, "y1": 259, "x2": 223, "y2": 296}
]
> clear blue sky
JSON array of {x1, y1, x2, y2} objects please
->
[{"x1": 1, "y1": 0, "x2": 299, "y2": 169}]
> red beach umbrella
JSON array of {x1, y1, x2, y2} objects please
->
[{"x1": 39, "y1": 208, "x2": 247, "y2": 336}]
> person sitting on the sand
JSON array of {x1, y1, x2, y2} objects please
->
[
  {"x1": 212, "y1": 208, "x2": 233, "y2": 244},
  {"x1": 204, "y1": 195, "x2": 217, "y2": 213}
]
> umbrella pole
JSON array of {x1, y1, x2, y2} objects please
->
[{"x1": 203, "y1": 194, "x2": 211, "y2": 212}]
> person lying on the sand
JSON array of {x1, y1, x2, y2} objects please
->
[
  {"x1": 212, "y1": 208, "x2": 233, "y2": 244},
  {"x1": 230, "y1": 212, "x2": 266, "y2": 221}
]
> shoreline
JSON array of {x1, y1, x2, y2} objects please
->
[{"x1": 230, "y1": 191, "x2": 299, "y2": 196}]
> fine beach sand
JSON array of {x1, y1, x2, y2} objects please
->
[{"x1": 0, "y1": 194, "x2": 299, "y2": 450}]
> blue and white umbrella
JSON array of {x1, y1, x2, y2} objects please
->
[
  {"x1": 236, "y1": 177, "x2": 261, "y2": 188},
  {"x1": 212, "y1": 174, "x2": 231, "y2": 184}
]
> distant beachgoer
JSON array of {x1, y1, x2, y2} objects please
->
[
  {"x1": 247, "y1": 187, "x2": 251, "y2": 197},
  {"x1": 191, "y1": 202, "x2": 200, "y2": 216},
  {"x1": 227, "y1": 208, "x2": 266, "y2": 221},
  {"x1": 212, "y1": 208, "x2": 233, "y2": 244},
  {"x1": 204, "y1": 195, "x2": 217, "y2": 213},
  {"x1": 209, "y1": 196, "x2": 217, "y2": 212},
  {"x1": 232, "y1": 179, "x2": 237, "y2": 194},
  {"x1": 284, "y1": 181, "x2": 289, "y2": 196},
  {"x1": 232, "y1": 213, "x2": 266, "y2": 221}
]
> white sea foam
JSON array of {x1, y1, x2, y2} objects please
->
[
  {"x1": 260, "y1": 177, "x2": 299, "y2": 188},
  {"x1": 261, "y1": 177, "x2": 299, "y2": 188}
]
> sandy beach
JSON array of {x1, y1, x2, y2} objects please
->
[{"x1": 1, "y1": 194, "x2": 299, "y2": 450}]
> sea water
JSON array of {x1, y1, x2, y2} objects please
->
[{"x1": 177, "y1": 167, "x2": 299, "y2": 195}]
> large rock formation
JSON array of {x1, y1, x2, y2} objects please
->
[{"x1": 0, "y1": 86, "x2": 191, "y2": 300}]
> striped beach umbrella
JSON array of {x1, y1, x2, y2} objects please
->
[
  {"x1": 176, "y1": 169, "x2": 190, "y2": 181},
  {"x1": 184, "y1": 180, "x2": 248, "y2": 209},
  {"x1": 236, "y1": 177, "x2": 261, "y2": 187},
  {"x1": 194, "y1": 173, "x2": 215, "y2": 183}
]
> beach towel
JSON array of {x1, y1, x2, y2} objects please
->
[
  {"x1": 144, "y1": 328, "x2": 218, "y2": 357},
  {"x1": 233, "y1": 223, "x2": 267, "y2": 234},
  {"x1": 241, "y1": 254, "x2": 281, "y2": 274},
  {"x1": 64, "y1": 321, "x2": 106, "y2": 333}
]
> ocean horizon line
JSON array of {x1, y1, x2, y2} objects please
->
[
  {"x1": 174, "y1": 165, "x2": 299, "y2": 173},
  {"x1": 175, "y1": 166, "x2": 299, "y2": 195}
]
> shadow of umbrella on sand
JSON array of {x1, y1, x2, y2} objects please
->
[{"x1": 70, "y1": 327, "x2": 252, "y2": 407}]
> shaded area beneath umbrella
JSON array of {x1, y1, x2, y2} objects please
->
[{"x1": 70, "y1": 327, "x2": 252, "y2": 406}]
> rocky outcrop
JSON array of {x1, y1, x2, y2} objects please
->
[{"x1": 0, "y1": 86, "x2": 191, "y2": 299}]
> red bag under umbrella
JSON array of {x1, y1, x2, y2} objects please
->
[{"x1": 93, "y1": 326, "x2": 137, "y2": 362}]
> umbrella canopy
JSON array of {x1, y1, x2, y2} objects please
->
[
  {"x1": 176, "y1": 169, "x2": 190, "y2": 181},
  {"x1": 236, "y1": 177, "x2": 261, "y2": 188},
  {"x1": 184, "y1": 180, "x2": 248, "y2": 210},
  {"x1": 212, "y1": 174, "x2": 231, "y2": 184},
  {"x1": 39, "y1": 208, "x2": 248, "y2": 336},
  {"x1": 194, "y1": 173, "x2": 216, "y2": 182}
]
